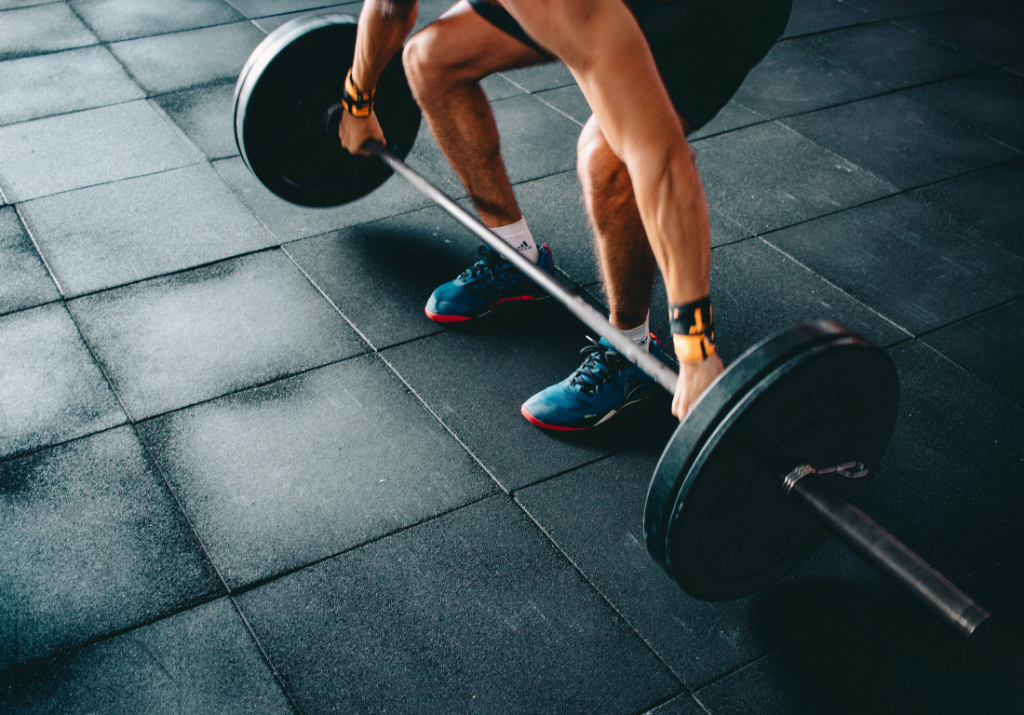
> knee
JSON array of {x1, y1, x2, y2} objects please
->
[
  {"x1": 403, "y1": 24, "x2": 479, "y2": 100},
  {"x1": 577, "y1": 119, "x2": 629, "y2": 198}
]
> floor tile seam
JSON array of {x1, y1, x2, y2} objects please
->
[
  {"x1": 0, "y1": 95, "x2": 148, "y2": 131},
  {"x1": 225, "y1": 595, "x2": 307, "y2": 715},
  {"x1": 512, "y1": 495, "x2": 691, "y2": 688},
  {"x1": 0, "y1": 420, "x2": 129, "y2": 467},
  {"x1": 374, "y1": 350, "x2": 510, "y2": 493},
  {"x1": 637, "y1": 691, "x2": 709, "y2": 715},
  {"x1": 226, "y1": 491, "x2": 504, "y2": 598},
  {"x1": 0, "y1": 586, "x2": 229, "y2": 682},
  {"x1": 504, "y1": 452, "x2": 621, "y2": 495},
  {"x1": 524, "y1": 90, "x2": 587, "y2": 128},
  {"x1": 915, "y1": 294, "x2": 1024, "y2": 343},
  {"x1": 76, "y1": 18, "x2": 261, "y2": 47},
  {"x1": 11, "y1": 202, "x2": 64, "y2": 296},
  {"x1": 222, "y1": 0, "x2": 348, "y2": 24},
  {"x1": 754, "y1": 236, "x2": 916, "y2": 341}
]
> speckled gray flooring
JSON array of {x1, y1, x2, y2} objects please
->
[{"x1": 2, "y1": 1, "x2": 1022, "y2": 713}]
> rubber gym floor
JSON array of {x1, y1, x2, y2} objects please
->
[{"x1": 2, "y1": 0, "x2": 1023, "y2": 713}]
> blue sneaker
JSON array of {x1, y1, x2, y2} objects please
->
[
  {"x1": 521, "y1": 334, "x2": 664, "y2": 431},
  {"x1": 425, "y1": 244, "x2": 555, "y2": 323}
]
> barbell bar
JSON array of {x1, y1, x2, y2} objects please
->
[{"x1": 234, "y1": 13, "x2": 992, "y2": 641}]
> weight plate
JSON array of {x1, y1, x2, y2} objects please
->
[
  {"x1": 233, "y1": 14, "x2": 421, "y2": 207},
  {"x1": 645, "y1": 321, "x2": 899, "y2": 600}
]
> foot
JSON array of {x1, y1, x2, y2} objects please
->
[
  {"x1": 521, "y1": 334, "x2": 664, "y2": 431},
  {"x1": 425, "y1": 244, "x2": 555, "y2": 323}
]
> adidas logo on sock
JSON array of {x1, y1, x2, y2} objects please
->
[{"x1": 516, "y1": 240, "x2": 531, "y2": 252}]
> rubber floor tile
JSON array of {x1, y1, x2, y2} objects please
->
[
  {"x1": 693, "y1": 591, "x2": 1024, "y2": 715},
  {"x1": 855, "y1": 341, "x2": 1024, "y2": 556},
  {"x1": 782, "y1": 92, "x2": 1020, "y2": 190},
  {"x1": 251, "y1": 2, "x2": 363, "y2": 34},
  {"x1": 0, "y1": 427, "x2": 223, "y2": 670},
  {"x1": 490, "y1": 94, "x2": 583, "y2": 185},
  {"x1": 68, "y1": 250, "x2": 367, "y2": 420},
  {"x1": 533, "y1": 85, "x2": 591, "y2": 124},
  {"x1": 945, "y1": 522, "x2": 1024, "y2": 644},
  {"x1": 0, "y1": 0, "x2": 54, "y2": 9},
  {"x1": 0, "y1": 206, "x2": 58, "y2": 316},
  {"x1": 837, "y1": 0, "x2": 966, "y2": 21},
  {"x1": 383, "y1": 302, "x2": 666, "y2": 491},
  {"x1": 516, "y1": 451, "x2": 885, "y2": 689},
  {"x1": 0, "y1": 599, "x2": 290, "y2": 715},
  {"x1": 0, "y1": 304, "x2": 125, "y2": 460},
  {"x1": 285, "y1": 206, "x2": 477, "y2": 350},
  {"x1": 765, "y1": 194, "x2": 1024, "y2": 335},
  {"x1": 905, "y1": 68, "x2": 1024, "y2": 151},
  {"x1": 235, "y1": 497, "x2": 681, "y2": 715},
  {"x1": 731, "y1": 39, "x2": 884, "y2": 120},
  {"x1": 154, "y1": 81, "x2": 239, "y2": 160},
  {"x1": 138, "y1": 354, "x2": 496, "y2": 590},
  {"x1": 0, "y1": 100, "x2": 202, "y2": 203},
  {"x1": 228, "y1": 0, "x2": 347, "y2": 19},
  {"x1": 922, "y1": 298, "x2": 1024, "y2": 410},
  {"x1": 500, "y1": 62, "x2": 577, "y2": 93},
  {"x1": 687, "y1": 100, "x2": 766, "y2": 140},
  {"x1": 692, "y1": 121, "x2": 897, "y2": 235},
  {"x1": 109, "y1": 21, "x2": 266, "y2": 94},
  {"x1": 213, "y1": 154, "x2": 434, "y2": 243},
  {"x1": 21, "y1": 164, "x2": 276, "y2": 296},
  {"x1": 71, "y1": 0, "x2": 245, "y2": 42},
  {"x1": 644, "y1": 693, "x2": 711, "y2": 715},
  {"x1": 909, "y1": 156, "x2": 1024, "y2": 258},
  {"x1": 804, "y1": 20, "x2": 988, "y2": 89},
  {"x1": 781, "y1": 0, "x2": 871, "y2": 38},
  {"x1": 0, "y1": 3, "x2": 97, "y2": 61},
  {"x1": 0, "y1": 46, "x2": 144, "y2": 126},
  {"x1": 899, "y1": 3, "x2": 1024, "y2": 66}
]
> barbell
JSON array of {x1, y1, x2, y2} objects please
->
[{"x1": 233, "y1": 13, "x2": 992, "y2": 640}]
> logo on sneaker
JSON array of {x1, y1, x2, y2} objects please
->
[{"x1": 623, "y1": 376, "x2": 647, "y2": 400}]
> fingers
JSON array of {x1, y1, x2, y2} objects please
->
[
  {"x1": 339, "y1": 110, "x2": 386, "y2": 156},
  {"x1": 672, "y1": 355, "x2": 724, "y2": 421}
]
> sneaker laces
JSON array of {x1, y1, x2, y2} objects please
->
[
  {"x1": 570, "y1": 337, "x2": 633, "y2": 396},
  {"x1": 461, "y1": 246, "x2": 507, "y2": 282}
]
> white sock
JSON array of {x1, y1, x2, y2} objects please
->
[
  {"x1": 491, "y1": 217, "x2": 539, "y2": 264},
  {"x1": 622, "y1": 313, "x2": 651, "y2": 351}
]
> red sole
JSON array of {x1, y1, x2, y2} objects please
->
[{"x1": 521, "y1": 405, "x2": 589, "y2": 432}]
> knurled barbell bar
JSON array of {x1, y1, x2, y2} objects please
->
[{"x1": 234, "y1": 13, "x2": 992, "y2": 641}]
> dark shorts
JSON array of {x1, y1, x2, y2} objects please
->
[{"x1": 467, "y1": 0, "x2": 792, "y2": 132}]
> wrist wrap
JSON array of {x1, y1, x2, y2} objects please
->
[
  {"x1": 341, "y1": 67, "x2": 375, "y2": 117},
  {"x1": 669, "y1": 297, "x2": 716, "y2": 363}
]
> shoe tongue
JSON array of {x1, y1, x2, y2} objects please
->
[{"x1": 598, "y1": 337, "x2": 618, "y2": 352}]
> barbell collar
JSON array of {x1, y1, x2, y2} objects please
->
[
  {"x1": 368, "y1": 140, "x2": 682, "y2": 395},
  {"x1": 783, "y1": 465, "x2": 992, "y2": 641}
]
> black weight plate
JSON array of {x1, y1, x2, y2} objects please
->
[
  {"x1": 233, "y1": 14, "x2": 421, "y2": 207},
  {"x1": 645, "y1": 322, "x2": 899, "y2": 600}
]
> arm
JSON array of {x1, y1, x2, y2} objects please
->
[
  {"x1": 502, "y1": 0, "x2": 722, "y2": 417},
  {"x1": 339, "y1": 0, "x2": 418, "y2": 155}
]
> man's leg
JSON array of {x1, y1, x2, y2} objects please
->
[{"x1": 403, "y1": 1, "x2": 547, "y2": 229}]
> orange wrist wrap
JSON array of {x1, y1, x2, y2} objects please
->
[
  {"x1": 669, "y1": 298, "x2": 716, "y2": 364},
  {"x1": 341, "y1": 67, "x2": 375, "y2": 118}
]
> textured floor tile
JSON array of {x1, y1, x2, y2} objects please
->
[
  {"x1": 517, "y1": 451, "x2": 885, "y2": 689},
  {"x1": 841, "y1": 0, "x2": 967, "y2": 20},
  {"x1": 384, "y1": 303, "x2": 668, "y2": 491},
  {"x1": 68, "y1": 250, "x2": 366, "y2": 420},
  {"x1": 213, "y1": 154, "x2": 433, "y2": 242},
  {"x1": 0, "y1": 207, "x2": 58, "y2": 316},
  {"x1": 153, "y1": 81, "x2": 237, "y2": 159},
  {"x1": 286, "y1": 206, "x2": 473, "y2": 349},
  {"x1": 922, "y1": 298, "x2": 1024, "y2": 410},
  {"x1": 688, "y1": 101, "x2": 766, "y2": 140},
  {"x1": 534, "y1": 84, "x2": 590, "y2": 125},
  {"x1": 731, "y1": 39, "x2": 884, "y2": 119},
  {"x1": 0, "y1": 304, "x2": 125, "y2": 460},
  {"x1": 109, "y1": 21, "x2": 266, "y2": 94},
  {"x1": 905, "y1": 68, "x2": 1024, "y2": 151},
  {"x1": 139, "y1": 354, "x2": 496, "y2": 589},
  {"x1": 71, "y1": 0, "x2": 245, "y2": 42},
  {"x1": 857, "y1": 341, "x2": 1024, "y2": 553},
  {"x1": 21, "y1": 164, "x2": 276, "y2": 296},
  {"x1": 0, "y1": 3, "x2": 97, "y2": 61},
  {"x1": 694, "y1": 592, "x2": 1024, "y2": 715},
  {"x1": 0, "y1": 0, "x2": 55, "y2": 8},
  {"x1": 229, "y1": 0, "x2": 346, "y2": 19},
  {"x1": 490, "y1": 94, "x2": 582, "y2": 184},
  {"x1": 693, "y1": 121, "x2": 896, "y2": 235},
  {"x1": 0, "y1": 598, "x2": 290, "y2": 715},
  {"x1": 900, "y1": 3, "x2": 1024, "y2": 66},
  {"x1": 644, "y1": 693, "x2": 709, "y2": 715},
  {"x1": 501, "y1": 61, "x2": 577, "y2": 93},
  {"x1": 237, "y1": 497, "x2": 681, "y2": 715},
  {"x1": 510, "y1": 171, "x2": 595, "y2": 284},
  {"x1": 0, "y1": 101, "x2": 201, "y2": 202},
  {"x1": 766, "y1": 194, "x2": 1024, "y2": 335},
  {"x1": 251, "y1": 2, "x2": 362, "y2": 33},
  {"x1": 0, "y1": 427, "x2": 223, "y2": 669},
  {"x1": 0, "y1": 46, "x2": 144, "y2": 126},
  {"x1": 909, "y1": 157, "x2": 1024, "y2": 258},
  {"x1": 781, "y1": 0, "x2": 871, "y2": 38},
  {"x1": 806, "y1": 20, "x2": 987, "y2": 89},
  {"x1": 782, "y1": 93, "x2": 1019, "y2": 190}
]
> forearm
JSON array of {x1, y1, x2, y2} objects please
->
[{"x1": 351, "y1": 0, "x2": 418, "y2": 89}]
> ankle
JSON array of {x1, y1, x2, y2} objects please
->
[
  {"x1": 491, "y1": 217, "x2": 539, "y2": 264},
  {"x1": 617, "y1": 312, "x2": 651, "y2": 351}
]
